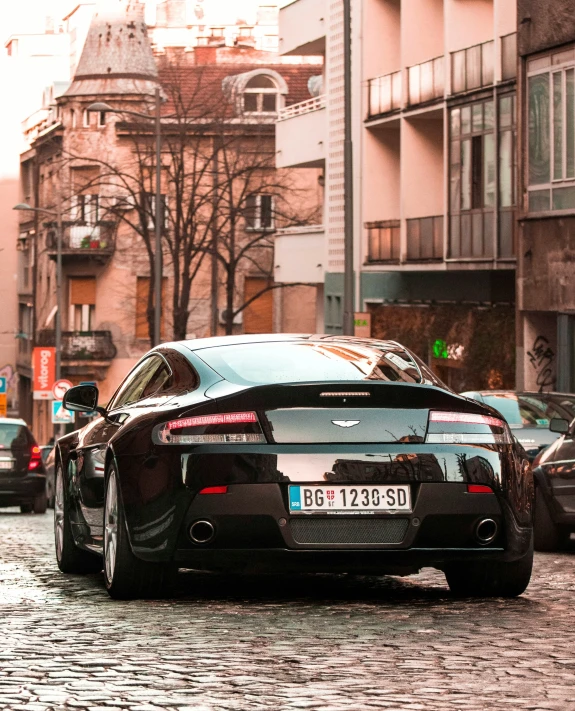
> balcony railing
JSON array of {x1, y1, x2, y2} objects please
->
[
  {"x1": 366, "y1": 220, "x2": 400, "y2": 263},
  {"x1": 451, "y1": 40, "x2": 494, "y2": 94},
  {"x1": 406, "y1": 216, "x2": 444, "y2": 261},
  {"x1": 501, "y1": 33, "x2": 517, "y2": 81},
  {"x1": 278, "y1": 95, "x2": 326, "y2": 121},
  {"x1": 37, "y1": 330, "x2": 117, "y2": 361},
  {"x1": 46, "y1": 223, "x2": 115, "y2": 260},
  {"x1": 408, "y1": 57, "x2": 444, "y2": 106},
  {"x1": 368, "y1": 71, "x2": 402, "y2": 118}
]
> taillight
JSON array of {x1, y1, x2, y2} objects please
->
[
  {"x1": 28, "y1": 445, "x2": 42, "y2": 472},
  {"x1": 467, "y1": 484, "x2": 493, "y2": 494},
  {"x1": 156, "y1": 411, "x2": 266, "y2": 445},
  {"x1": 199, "y1": 486, "x2": 228, "y2": 495},
  {"x1": 426, "y1": 411, "x2": 511, "y2": 445}
]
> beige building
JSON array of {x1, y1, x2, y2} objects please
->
[
  {"x1": 277, "y1": 0, "x2": 518, "y2": 390},
  {"x1": 17, "y1": 0, "x2": 320, "y2": 442}
]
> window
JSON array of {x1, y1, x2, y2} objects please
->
[
  {"x1": 83, "y1": 109, "x2": 90, "y2": 128},
  {"x1": 108, "y1": 355, "x2": 171, "y2": 410},
  {"x1": 245, "y1": 195, "x2": 274, "y2": 230},
  {"x1": 140, "y1": 193, "x2": 169, "y2": 230},
  {"x1": 501, "y1": 33, "x2": 517, "y2": 81},
  {"x1": 366, "y1": 220, "x2": 400, "y2": 262},
  {"x1": 98, "y1": 111, "x2": 106, "y2": 128},
  {"x1": 71, "y1": 194, "x2": 99, "y2": 224},
  {"x1": 528, "y1": 47, "x2": 575, "y2": 212},
  {"x1": 69, "y1": 277, "x2": 96, "y2": 332},
  {"x1": 136, "y1": 276, "x2": 167, "y2": 339},
  {"x1": 243, "y1": 75, "x2": 279, "y2": 114},
  {"x1": 70, "y1": 109, "x2": 76, "y2": 128}
]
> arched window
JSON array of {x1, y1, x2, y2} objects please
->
[{"x1": 243, "y1": 75, "x2": 279, "y2": 114}]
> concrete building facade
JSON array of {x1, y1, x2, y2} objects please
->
[
  {"x1": 277, "y1": 0, "x2": 518, "y2": 390},
  {"x1": 517, "y1": 0, "x2": 575, "y2": 393}
]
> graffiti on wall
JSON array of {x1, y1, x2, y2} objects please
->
[{"x1": 527, "y1": 336, "x2": 556, "y2": 392}]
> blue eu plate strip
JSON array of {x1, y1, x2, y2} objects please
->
[{"x1": 289, "y1": 486, "x2": 301, "y2": 511}]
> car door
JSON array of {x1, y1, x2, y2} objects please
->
[
  {"x1": 74, "y1": 354, "x2": 175, "y2": 540},
  {"x1": 537, "y1": 422, "x2": 575, "y2": 516}
]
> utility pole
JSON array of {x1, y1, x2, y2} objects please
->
[
  {"x1": 342, "y1": 0, "x2": 355, "y2": 336},
  {"x1": 154, "y1": 87, "x2": 163, "y2": 347},
  {"x1": 210, "y1": 138, "x2": 219, "y2": 337}
]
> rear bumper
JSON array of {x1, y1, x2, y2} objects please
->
[
  {"x1": 0, "y1": 474, "x2": 46, "y2": 506},
  {"x1": 131, "y1": 482, "x2": 531, "y2": 568}
]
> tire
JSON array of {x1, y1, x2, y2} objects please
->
[
  {"x1": 20, "y1": 503, "x2": 32, "y2": 514},
  {"x1": 103, "y1": 467, "x2": 176, "y2": 600},
  {"x1": 54, "y1": 464, "x2": 102, "y2": 574},
  {"x1": 534, "y1": 487, "x2": 565, "y2": 552},
  {"x1": 33, "y1": 492, "x2": 47, "y2": 515},
  {"x1": 46, "y1": 473, "x2": 55, "y2": 509},
  {"x1": 445, "y1": 534, "x2": 534, "y2": 598}
]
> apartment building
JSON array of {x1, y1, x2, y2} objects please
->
[
  {"x1": 277, "y1": 0, "x2": 518, "y2": 390},
  {"x1": 17, "y1": 0, "x2": 320, "y2": 441},
  {"x1": 516, "y1": 0, "x2": 575, "y2": 392}
]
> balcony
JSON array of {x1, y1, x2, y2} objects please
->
[
  {"x1": 406, "y1": 216, "x2": 444, "y2": 261},
  {"x1": 276, "y1": 96, "x2": 326, "y2": 169},
  {"x1": 451, "y1": 40, "x2": 494, "y2": 94},
  {"x1": 408, "y1": 57, "x2": 444, "y2": 107},
  {"x1": 366, "y1": 221, "x2": 400, "y2": 264},
  {"x1": 367, "y1": 71, "x2": 402, "y2": 119},
  {"x1": 274, "y1": 225, "x2": 324, "y2": 283},
  {"x1": 501, "y1": 33, "x2": 517, "y2": 81},
  {"x1": 37, "y1": 330, "x2": 117, "y2": 363},
  {"x1": 46, "y1": 223, "x2": 115, "y2": 264},
  {"x1": 279, "y1": 0, "x2": 326, "y2": 56}
]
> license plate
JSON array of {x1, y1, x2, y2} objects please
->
[
  {"x1": 0, "y1": 461, "x2": 13, "y2": 470},
  {"x1": 289, "y1": 485, "x2": 411, "y2": 512}
]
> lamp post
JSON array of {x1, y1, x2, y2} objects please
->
[
  {"x1": 14, "y1": 202, "x2": 63, "y2": 438},
  {"x1": 89, "y1": 88, "x2": 163, "y2": 346},
  {"x1": 342, "y1": 0, "x2": 355, "y2": 336}
]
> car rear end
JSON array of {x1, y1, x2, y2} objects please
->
[
  {"x1": 0, "y1": 419, "x2": 46, "y2": 510},
  {"x1": 147, "y1": 381, "x2": 533, "y2": 575}
]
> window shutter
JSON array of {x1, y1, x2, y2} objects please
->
[
  {"x1": 243, "y1": 277, "x2": 273, "y2": 334},
  {"x1": 69, "y1": 277, "x2": 96, "y2": 305}
]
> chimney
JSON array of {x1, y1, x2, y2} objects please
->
[{"x1": 194, "y1": 46, "x2": 217, "y2": 65}]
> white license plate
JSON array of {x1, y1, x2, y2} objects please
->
[
  {"x1": 0, "y1": 461, "x2": 13, "y2": 470},
  {"x1": 289, "y1": 485, "x2": 411, "y2": 512}
]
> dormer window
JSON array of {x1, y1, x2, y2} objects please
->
[{"x1": 243, "y1": 75, "x2": 279, "y2": 114}]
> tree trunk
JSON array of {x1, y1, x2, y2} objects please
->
[{"x1": 225, "y1": 264, "x2": 235, "y2": 336}]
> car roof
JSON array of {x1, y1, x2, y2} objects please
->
[
  {"x1": 162, "y1": 334, "x2": 409, "y2": 353},
  {"x1": 0, "y1": 417, "x2": 28, "y2": 426}
]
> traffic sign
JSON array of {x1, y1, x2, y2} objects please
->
[
  {"x1": 0, "y1": 377, "x2": 7, "y2": 395},
  {"x1": 52, "y1": 401, "x2": 75, "y2": 425},
  {"x1": 52, "y1": 379, "x2": 74, "y2": 401}
]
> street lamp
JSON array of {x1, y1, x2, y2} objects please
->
[
  {"x1": 88, "y1": 87, "x2": 163, "y2": 346},
  {"x1": 14, "y1": 202, "x2": 63, "y2": 384}
]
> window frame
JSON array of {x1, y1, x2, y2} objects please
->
[
  {"x1": 107, "y1": 354, "x2": 173, "y2": 411},
  {"x1": 243, "y1": 76, "x2": 279, "y2": 115},
  {"x1": 526, "y1": 46, "x2": 575, "y2": 214},
  {"x1": 244, "y1": 194, "x2": 275, "y2": 231}
]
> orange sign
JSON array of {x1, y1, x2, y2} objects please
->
[{"x1": 33, "y1": 347, "x2": 56, "y2": 400}]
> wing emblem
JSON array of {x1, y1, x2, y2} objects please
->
[{"x1": 331, "y1": 420, "x2": 361, "y2": 428}]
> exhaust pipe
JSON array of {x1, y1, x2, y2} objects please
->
[
  {"x1": 189, "y1": 520, "x2": 215, "y2": 544},
  {"x1": 475, "y1": 518, "x2": 498, "y2": 545}
]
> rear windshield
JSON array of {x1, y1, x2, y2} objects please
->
[
  {"x1": 0, "y1": 424, "x2": 31, "y2": 449},
  {"x1": 480, "y1": 394, "x2": 561, "y2": 427},
  {"x1": 197, "y1": 341, "x2": 426, "y2": 386}
]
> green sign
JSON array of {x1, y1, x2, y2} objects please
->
[{"x1": 432, "y1": 339, "x2": 448, "y2": 360}]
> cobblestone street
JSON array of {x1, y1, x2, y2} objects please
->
[{"x1": 1, "y1": 511, "x2": 575, "y2": 711}]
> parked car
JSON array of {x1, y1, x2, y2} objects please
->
[
  {"x1": 0, "y1": 418, "x2": 47, "y2": 513},
  {"x1": 44, "y1": 447, "x2": 56, "y2": 509},
  {"x1": 460, "y1": 391, "x2": 575, "y2": 460},
  {"x1": 54, "y1": 335, "x2": 534, "y2": 600}
]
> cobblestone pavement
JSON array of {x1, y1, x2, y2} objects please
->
[{"x1": 1, "y1": 511, "x2": 575, "y2": 711}]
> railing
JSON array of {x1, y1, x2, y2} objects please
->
[
  {"x1": 367, "y1": 71, "x2": 402, "y2": 118},
  {"x1": 366, "y1": 220, "x2": 400, "y2": 263},
  {"x1": 275, "y1": 224, "x2": 324, "y2": 236},
  {"x1": 37, "y1": 330, "x2": 117, "y2": 361},
  {"x1": 278, "y1": 95, "x2": 326, "y2": 121},
  {"x1": 406, "y1": 216, "x2": 444, "y2": 261},
  {"x1": 451, "y1": 40, "x2": 494, "y2": 94},
  {"x1": 501, "y1": 33, "x2": 517, "y2": 81},
  {"x1": 408, "y1": 57, "x2": 444, "y2": 106},
  {"x1": 46, "y1": 223, "x2": 115, "y2": 255}
]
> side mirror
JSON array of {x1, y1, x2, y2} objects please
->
[
  {"x1": 550, "y1": 418, "x2": 570, "y2": 435},
  {"x1": 63, "y1": 385, "x2": 99, "y2": 413}
]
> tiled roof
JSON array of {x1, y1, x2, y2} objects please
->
[{"x1": 65, "y1": 0, "x2": 160, "y2": 98}]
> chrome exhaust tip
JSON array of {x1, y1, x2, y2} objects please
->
[
  {"x1": 189, "y1": 520, "x2": 215, "y2": 544},
  {"x1": 475, "y1": 518, "x2": 498, "y2": 545}
]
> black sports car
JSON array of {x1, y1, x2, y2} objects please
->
[{"x1": 55, "y1": 335, "x2": 534, "y2": 599}]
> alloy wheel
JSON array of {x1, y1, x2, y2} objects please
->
[
  {"x1": 104, "y1": 471, "x2": 119, "y2": 584},
  {"x1": 54, "y1": 467, "x2": 65, "y2": 561}
]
